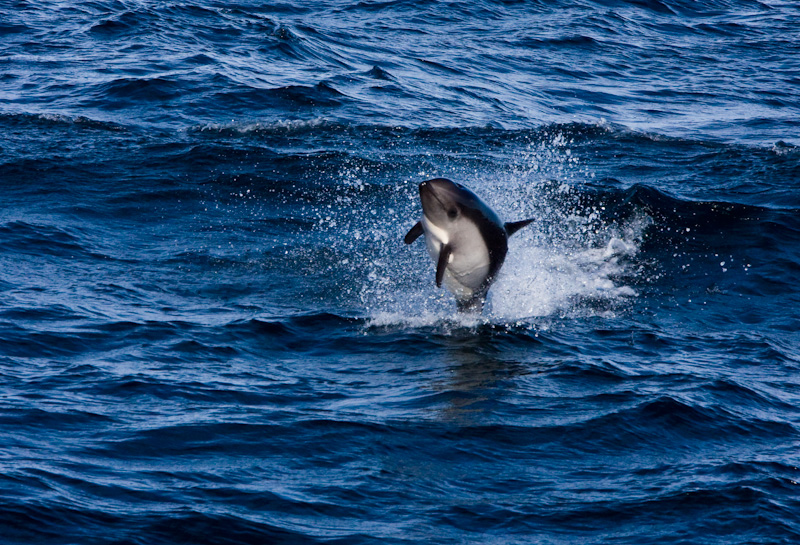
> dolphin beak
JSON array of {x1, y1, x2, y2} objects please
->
[{"x1": 418, "y1": 181, "x2": 429, "y2": 200}]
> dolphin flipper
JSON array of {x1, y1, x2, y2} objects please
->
[
  {"x1": 505, "y1": 219, "x2": 534, "y2": 237},
  {"x1": 404, "y1": 221, "x2": 424, "y2": 244},
  {"x1": 435, "y1": 244, "x2": 452, "y2": 288}
]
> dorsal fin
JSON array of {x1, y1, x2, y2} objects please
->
[{"x1": 504, "y1": 219, "x2": 534, "y2": 237}]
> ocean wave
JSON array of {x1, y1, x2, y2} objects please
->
[
  {"x1": 0, "y1": 112, "x2": 127, "y2": 131},
  {"x1": 0, "y1": 220, "x2": 108, "y2": 260},
  {"x1": 2, "y1": 0, "x2": 797, "y2": 141},
  {"x1": 215, "y1": 82, "x2": 347, "y2": 109}
]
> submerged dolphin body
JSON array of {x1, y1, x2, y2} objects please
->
[{"x1": 404, "y1": 178, "x2": 534, "y2": 312}]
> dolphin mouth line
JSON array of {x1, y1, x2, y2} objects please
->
[
  {"x1": 421, "y1": 184, "x2": 448, "y2": 213},
  {"x1": 431, "y1": 193, "x2": 447, "y2": 210}
]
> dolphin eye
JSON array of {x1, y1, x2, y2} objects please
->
[{"x1": 447, "y1": 208, "x2": 458, "y2": 219}]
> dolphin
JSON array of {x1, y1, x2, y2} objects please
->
[{"x1": 404, "y1": 178, "x2": 534, "y2": 312}]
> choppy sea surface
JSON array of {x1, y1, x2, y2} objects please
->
[{"x1": 2, "y1": 1, "x2": 800, "y2": 543}]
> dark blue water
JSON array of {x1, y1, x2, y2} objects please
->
[{"x1": 2, "y1": 1, "x2": 800, "y2": 543}]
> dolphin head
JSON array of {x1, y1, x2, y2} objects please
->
[{"x1": 419, "y1": 178, "x2": 472, "y2": 229}]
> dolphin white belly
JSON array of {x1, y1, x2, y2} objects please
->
[{"x1": 422, "y1": 214, "x2": 490, "y2": 298}]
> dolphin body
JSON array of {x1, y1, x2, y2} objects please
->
[{"x1": 404, "y1": 178, "x2": 534, "y2": 312}]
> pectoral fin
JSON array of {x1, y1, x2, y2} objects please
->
[
  {"x1": 404, "y1": 221, "x2": 423, "y2": 244},
  {"x1": 505, "y1": 219, "x2": 534, "y2": 237},
  {"x1": 435, "y1": 243, "x2": 451, "y2": 288}
]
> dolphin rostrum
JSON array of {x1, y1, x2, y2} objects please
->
[{"x1": 404, "y1": 178, "x2": 533, "y2": 312}]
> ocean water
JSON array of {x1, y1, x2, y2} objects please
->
[{"x1": 2, "y1": 0, "x2": 800, "y2": 543}]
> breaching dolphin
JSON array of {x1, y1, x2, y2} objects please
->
[{"x1": 404, "y1": 178, "x2": 534, "y2": 312}]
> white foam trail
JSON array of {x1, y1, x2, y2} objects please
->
[
  {"x1": 193, "y1": 117, "x2": 331, "y2": 134},
  {"x1": 367, "y1": 309, "x2": 485, "y2": 330},
  {"x1": 488, "y1": 229, "x2": 644, "y2": 322}
]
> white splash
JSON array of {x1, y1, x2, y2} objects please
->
[
  {"x1": 318, "y1": 129, "x2": 650, "y2": 329},
  {"x1": 488, "y1": 222, "x2": 646, "y2": 322}
]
